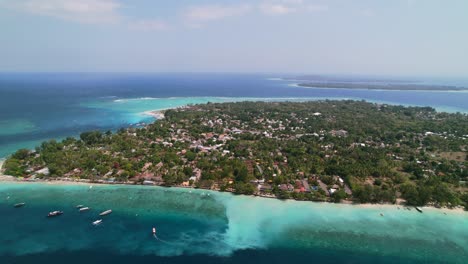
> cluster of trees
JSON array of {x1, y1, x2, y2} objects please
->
[{"x1": 3, "y1": 100, "x2": 467, "y2": 209}]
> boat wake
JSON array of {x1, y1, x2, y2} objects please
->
[{"x1": 153, "y1": 234, "x2": 170, "y2": 244}]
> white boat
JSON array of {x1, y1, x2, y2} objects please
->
[
  {"x1": 76, "y1": 205, "x2": 84, "y2": 208},
  {"x1": 415, "y1": 207, "x2": 423, "y2": 213},
  {"x1": 14, "y1": 202, "x2": 26, "y2": 208},
  {"x1": 92, "y1": 219, "x2": 102, "y2": 226},
  {"x1": 47, "y1": 211, "x2": 63, "y2": 217},
  {"x1": 79, "y1": 207, "x2": 90, "y2": 212},
  {"x1": 99, "y1": 209, "x2": 112, "y2": 216}
]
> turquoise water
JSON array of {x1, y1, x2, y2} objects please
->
[
  {"x1": 1, "y1": 73, "x2": 468, "y2": 158},
  {"x1": 2, "y1": 73, "x2": 468, "y2": 262},
  {"x1": 82, "y1": 96, "x2": 343, "y2": 124},
  {"x1": 0, "y1": 183, "x2": 467, "y2": 263}
]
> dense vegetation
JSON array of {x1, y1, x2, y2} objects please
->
[{"x1": 3, "y1": 101, "x2": 468, "y2": 209}]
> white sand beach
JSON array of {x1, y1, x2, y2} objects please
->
[
  {"x1": 1, "y1": 177, "x2": 465, "y2": 214},
  {"x1": 0, "y1": 159, "x2": 5, "y2": 174},
  {"x1": 142, "y1": 110, "x2": 165, "y2": 119}
]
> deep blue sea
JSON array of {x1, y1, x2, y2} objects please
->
[
  {"x1": 1, "y1": 73, "x2": 468, "y2": 263},
  {"x1": 1, "y1": 73, "x2": 468, "y2": 158}
]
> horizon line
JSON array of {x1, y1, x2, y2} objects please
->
[{"x1": 0, "y1": 71, "x2": 467, "y2": 80}]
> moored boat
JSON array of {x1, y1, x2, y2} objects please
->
[
  {"x1": 92, "y1": 219, "x2": 103, "y2": 226},
  {"x1": 14, "y1": 203, "x2": 26, "y2": 208},
  {"x1": 79, "y1": 207, "x2": 90, "y2": 212},
  {"x1": 76, "y1": 205, "x2": 84, "y2": 208},
  {"x1": 99, "y1": 209, "x2": 112, "y2": 216},
  {"x1": 415, "y1": 207, "x2": 423, "y2": 213},
  {"x1": 47, "y1": 211, "x2": 63, "y2": 217}
]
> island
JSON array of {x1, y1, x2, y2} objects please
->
[
  {"x1": 2, "y1": 101, "x2": 467, "y2": 209},
  {"x1": 297, "y1": 82, "x2": 468, "y2": 91}
]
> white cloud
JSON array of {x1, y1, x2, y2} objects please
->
[
  {"x1": 307, "y1": 4, "x2": 329, "y2": 12},
  {"x1": 127, "y1": 19, "x2": 169, "y2": 31},
  {"x1": 3, "y1": 0, "x2": 122, "y2": 24},
  {"x1": 259, "y1": 1, "x2": 328, "y2": 16},
  {"x1": 2, "y1": 0, "x2": 171, "y2": 31},
  {"x1": 2, "y1": 0, "x2": 329, "y2": 30},
  {"x1": 260, "y1": 4, "x2": 296, "y2": 15},
  {"x1": 184, "y1": 4, "x2": 252, "y2": 21}
]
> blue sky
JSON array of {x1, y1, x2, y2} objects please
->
[{"x1": 0, "y1": 0, "x2": 467, "y2": 77}]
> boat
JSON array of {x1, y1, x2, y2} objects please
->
[
  {"x1": 92, "y1": 219, "x2": 102, "y2": 226},
  {"x1": 415, "y1": 207, "x2": 423, "y2": 213},
  {"x1": 99, "y1": 209, "x2": 112, "y2": 216},
  {"x1": 14, "y1": 203, "x2": 26, "y2": 208},
  {"x1": 76, "y1": 205, "x2": 84, "y2": 208},
  {"x1": 152, "y1": 227, "x2": 156, "y2": 235},
  {"x1": 79, "y1": 207, "x2": 90, "y2": 212},
  {"x1": 47, "y1": 211, "x2": 63, "y2": 217}
]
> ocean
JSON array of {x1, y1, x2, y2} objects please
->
[
  {"x1": 1, "y1": 73, "x2": 468, "y2": 263},
  {"x1": 0, "y1": 183, "x2": 467, "y2": 264},
  {"x1": 1, "y1": 73, "x2": 468, "y2": 158}
]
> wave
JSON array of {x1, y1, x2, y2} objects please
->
[
  {"x1": 114, "y1": 97, "x2": 163, "y2": 103},
  {"x1": 113, "y1": 96, "x2": 355, "y2": 105},
  {"x1": 130, "y1": 97, "x2": 358, "y2": 119}
]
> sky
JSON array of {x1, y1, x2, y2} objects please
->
[{"x1": 0, "y1": 0, "x2": 467, "y2": 77}]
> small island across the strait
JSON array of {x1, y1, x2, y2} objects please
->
[
  {"x1": 283, "y1": 75, "x2": 468, "y2": 91},
  {"x1": 3, "y1": 100, "x2": 467, "y2": 210},
  {"x1": 296, "y1": 82, "x2": 468, "y2": 91}
]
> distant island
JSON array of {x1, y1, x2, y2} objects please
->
[
  {"x1": 283, "y1": 74, "x2": 417, "y2": 83},
  {"x1": 2, "y1": 101, "x2": 468, "y2": 209},
  {"x1": 297, "y1": 82, "x2": 468, "y2": 91}
]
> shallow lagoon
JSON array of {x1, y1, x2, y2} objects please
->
[{"x1": 0, "y1": 183, "x2": 466, "y2": 263}]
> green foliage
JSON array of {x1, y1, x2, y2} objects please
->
[
  {"x1": 332, "y1": 190, "x2": 347, "y2": 203},
  {"x1": 80, "y1": 131, "x2": 103, "y2": 145},
  {"x1": 461, "y1": 193, "x2": 468, "y2": 210},
  {"x1": 400, "y1": 184, "x2": 431, "y2": 206},
  {"x1": 3, "y1": 158, "x2": 24, "y2": 176},
  {"x1": 12, "y1": 149, "x2": 30, "y2": 160},
  {"x1": 233, "y1": 182, "x2": 255, "y2": 195},
  {"x1": 4, "y1": 100, "x2": 467, "y2": 207}
]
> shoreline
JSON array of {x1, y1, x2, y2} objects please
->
[
  {"x1": 289, "y1": 83, "x2": 468, "y2": 92},
  {"x1": 1, "y1": 177, "x2": 465, "y2": 214},
  {"x1": 142, "y1": 110, "x2": 165, "y2": 119},
  {"x1": 1, "y1": 97, "x2": 467, "y2": 159},
  {"x1": 294, "y1": 82, "x2": 468, "y2": 92},
  {"x1": 1, "y1": 101, "x2": 466, "y2": 214}
]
